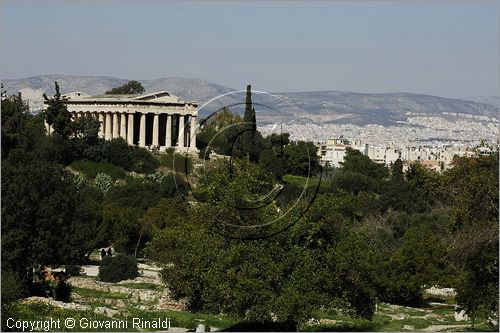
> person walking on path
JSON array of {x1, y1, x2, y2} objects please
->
[{"x1": 100, "y1": 248, "x2": 106, "y2": 260}]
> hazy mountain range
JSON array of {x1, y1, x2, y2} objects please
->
[
  {"x1": 2, "y1": 75, "x2": 498, "y2": 126},
  {"x1": 463, "y1": 96, "x2": 499, "y2": 107}
]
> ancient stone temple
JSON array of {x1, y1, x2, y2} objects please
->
[{"x1": 43, "y1": 91, "x2": 198, "y2": 152}]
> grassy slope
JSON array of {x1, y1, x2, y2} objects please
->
[
  {"x1": 8, "y1": 299, "x2": 495, "y2": 332},
  {"x1": 70, "y1": 160, "x2": 126, "y2": 180}
]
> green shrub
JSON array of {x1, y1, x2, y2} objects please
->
[
  {"x1": 95, "y1": 173, "x2": 113, "y2": 194},
  {"x1": 54, "y1": 279, "x2": 72, "y2": 303},
  {"x1": 70, "y1": 173, "x2": 87, "y2": 190},
  {"x1": 29, "y1": 270, "x2": 72, "y2": 303},
  {"x1": 1, "y1": 269, "x2": 24, "y2": 303},
  {"x1": 71, "y1": 160, "x2": 125, "y2": 180},
  {"x1": 106, "y1": 138, "x2": 133, "y2": 170},
  {"x1": 98, "y1": 254, "x2": 139, "y2": 282},
  {"x1": 380, "y1": 222, "x2": 449, "y2": 306},
  {"x1": 80, "y1": 139, "x2": 158, "y2": 174},
  {"x1": 158, "y1": 148, "x2": 192, "y2": 173},
  {"x1": 130, "y1": 146, "x2": 159, "y2": 174}
]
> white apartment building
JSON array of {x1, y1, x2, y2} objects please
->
[{"x1": 319, "y1": 137, "x2": 367, "y2": 167}]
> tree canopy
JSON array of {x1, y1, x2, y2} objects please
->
[
  {"x1": 1, "y1": 85, "x2": 181, "y2": 306},
  {"x1": 105, "y1": 80, "x2": 145, "y2": 94},
  {"x1": 1, "y1": 81, "x2": 498, "y2": 330},
  {"x1": 43, "y1": 82, "x2": 73, "y2": 138}
]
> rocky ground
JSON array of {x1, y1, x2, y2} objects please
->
[
  {"x1": 70, "y1": 262, "x2": 186, "y2": 313},
  {"x1": 21, "y1": 257, "x2": 193, "y2": 331},
  {"x1": 18, "y1": 257, "x2": 492, "y2": 332}
]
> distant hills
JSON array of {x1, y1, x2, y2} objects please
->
[
  {"x1": 3, "y1": 75, "x2": 498, "y2": 126},
  {"x1": 462, "y1": 96, "x2": 499, "y2": 108}
]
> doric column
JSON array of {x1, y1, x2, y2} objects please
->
[
  {"x1": 152, "y1": 113, "x2": 159, "y2": 147},
  {"x1": 127, "y1": 113, "x2": 134, "y2": 145},
  {"x1": 165, "y1": 114, "x2": 172, "y2": 148},
  {"x1": 98, "y1": 113, "x2": 104, "y2": 138},
  {"x1": 112, "y1": 113, "x2": 119, "y2": 139},
  {"x1": 105, "y1": 113, "x2": 112, "y2": 140},
  {"x1": 120, "y1": 113, "x2": 127, "y2": 140},
  {"x1": 190, "y1": 115, "x2": 197, "y2": 149},
  {"x1": 139, "y1": 113, "x2": 146, "y2": 147},
  {"x1": 178, "y1": 115, "x2": 185, "y2": 148}
]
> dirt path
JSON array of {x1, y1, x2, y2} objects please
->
[{"x1": 422, "y1": 324, "x2": 470, "y2": 331}]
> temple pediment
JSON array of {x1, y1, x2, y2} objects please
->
[
  {"x1": 134, "y1": 91, "x2": 171, "y2": 100},
  {"x1": 133, "y1": 91, "x2": 185, "y2": 103},
  {"x1": 62, "y1": 92, "x2": 91, "y2": 100},
  {"x1": 60, "y1": 90, "x2": 190, "y2": 105}
]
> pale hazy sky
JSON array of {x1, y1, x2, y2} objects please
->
[{"x1": 1, "y1": 1, "x2": 498, "y2": 98}]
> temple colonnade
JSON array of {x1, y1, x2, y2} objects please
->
[{"x1": 45, "y1": 111, "x2": 197, "y2": 151}]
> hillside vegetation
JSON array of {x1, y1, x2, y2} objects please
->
[{"x1": 1, "y1": 88, "x2": 498, "y2": 332}]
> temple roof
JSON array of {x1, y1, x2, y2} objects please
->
[{"x1": 60, "y1": 90, "x2": 197, "y2": 106}]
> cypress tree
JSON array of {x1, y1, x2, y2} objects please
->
[
  {"x1": 241, "y1": 85, "x2": 257, "y2": 162},
  {"x1": 43, "y1": 82, "x2": 73, "y2": 138},
  {"x1": 1, "y1": 82, "x2": 6, "y2": 101},
  {"x1": 243, "y1": 85, "x2": 253, "y2": 124}
]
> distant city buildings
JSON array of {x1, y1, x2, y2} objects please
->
[
  {"x1": 260, "y1": 119, "x2": 499, "y2": 151},
  {"x1": 318, "y1": 136, "x2": 496, "y2": 171}
]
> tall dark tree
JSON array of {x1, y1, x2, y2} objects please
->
[
  {"x1": 283, "y1": 141, "x2": 320, "y2": 177},
  {"x1": 69, "y1": 115, "x2": 101, "y2": 143},
  {"x1": 243, "y1": 85, "x2": 255, "y2": 128},
  {"x1": 391, "y1": 158, "x2": 404, "y2": 180},
  {"x1": 2, "y1": 151, "x2": 99, "y2": 291},
  {"x1": 1, "y1": 90, "x2": 100, "y2": 299},
  {"x1": 441, "y1": 154, "x2": 499, "y2": 325},
  {"x1": 241, "y1": 84, "x2": 258, "y2": 162},
  {"x1": 196, "y1": 107, "x2": 242, "y2": 158},
  {"x1": 1, "y1": 82, "x2": 7, "y2": 100},
  {"x1": 341, "y1": 148, "x2": 388, "y2": 180},
  {"x1": 43, "y1": 82, "x2": 73, "y2": 138},
  {"x1": 1, "y1": 95, "x2": 31, "y2": 158}
]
